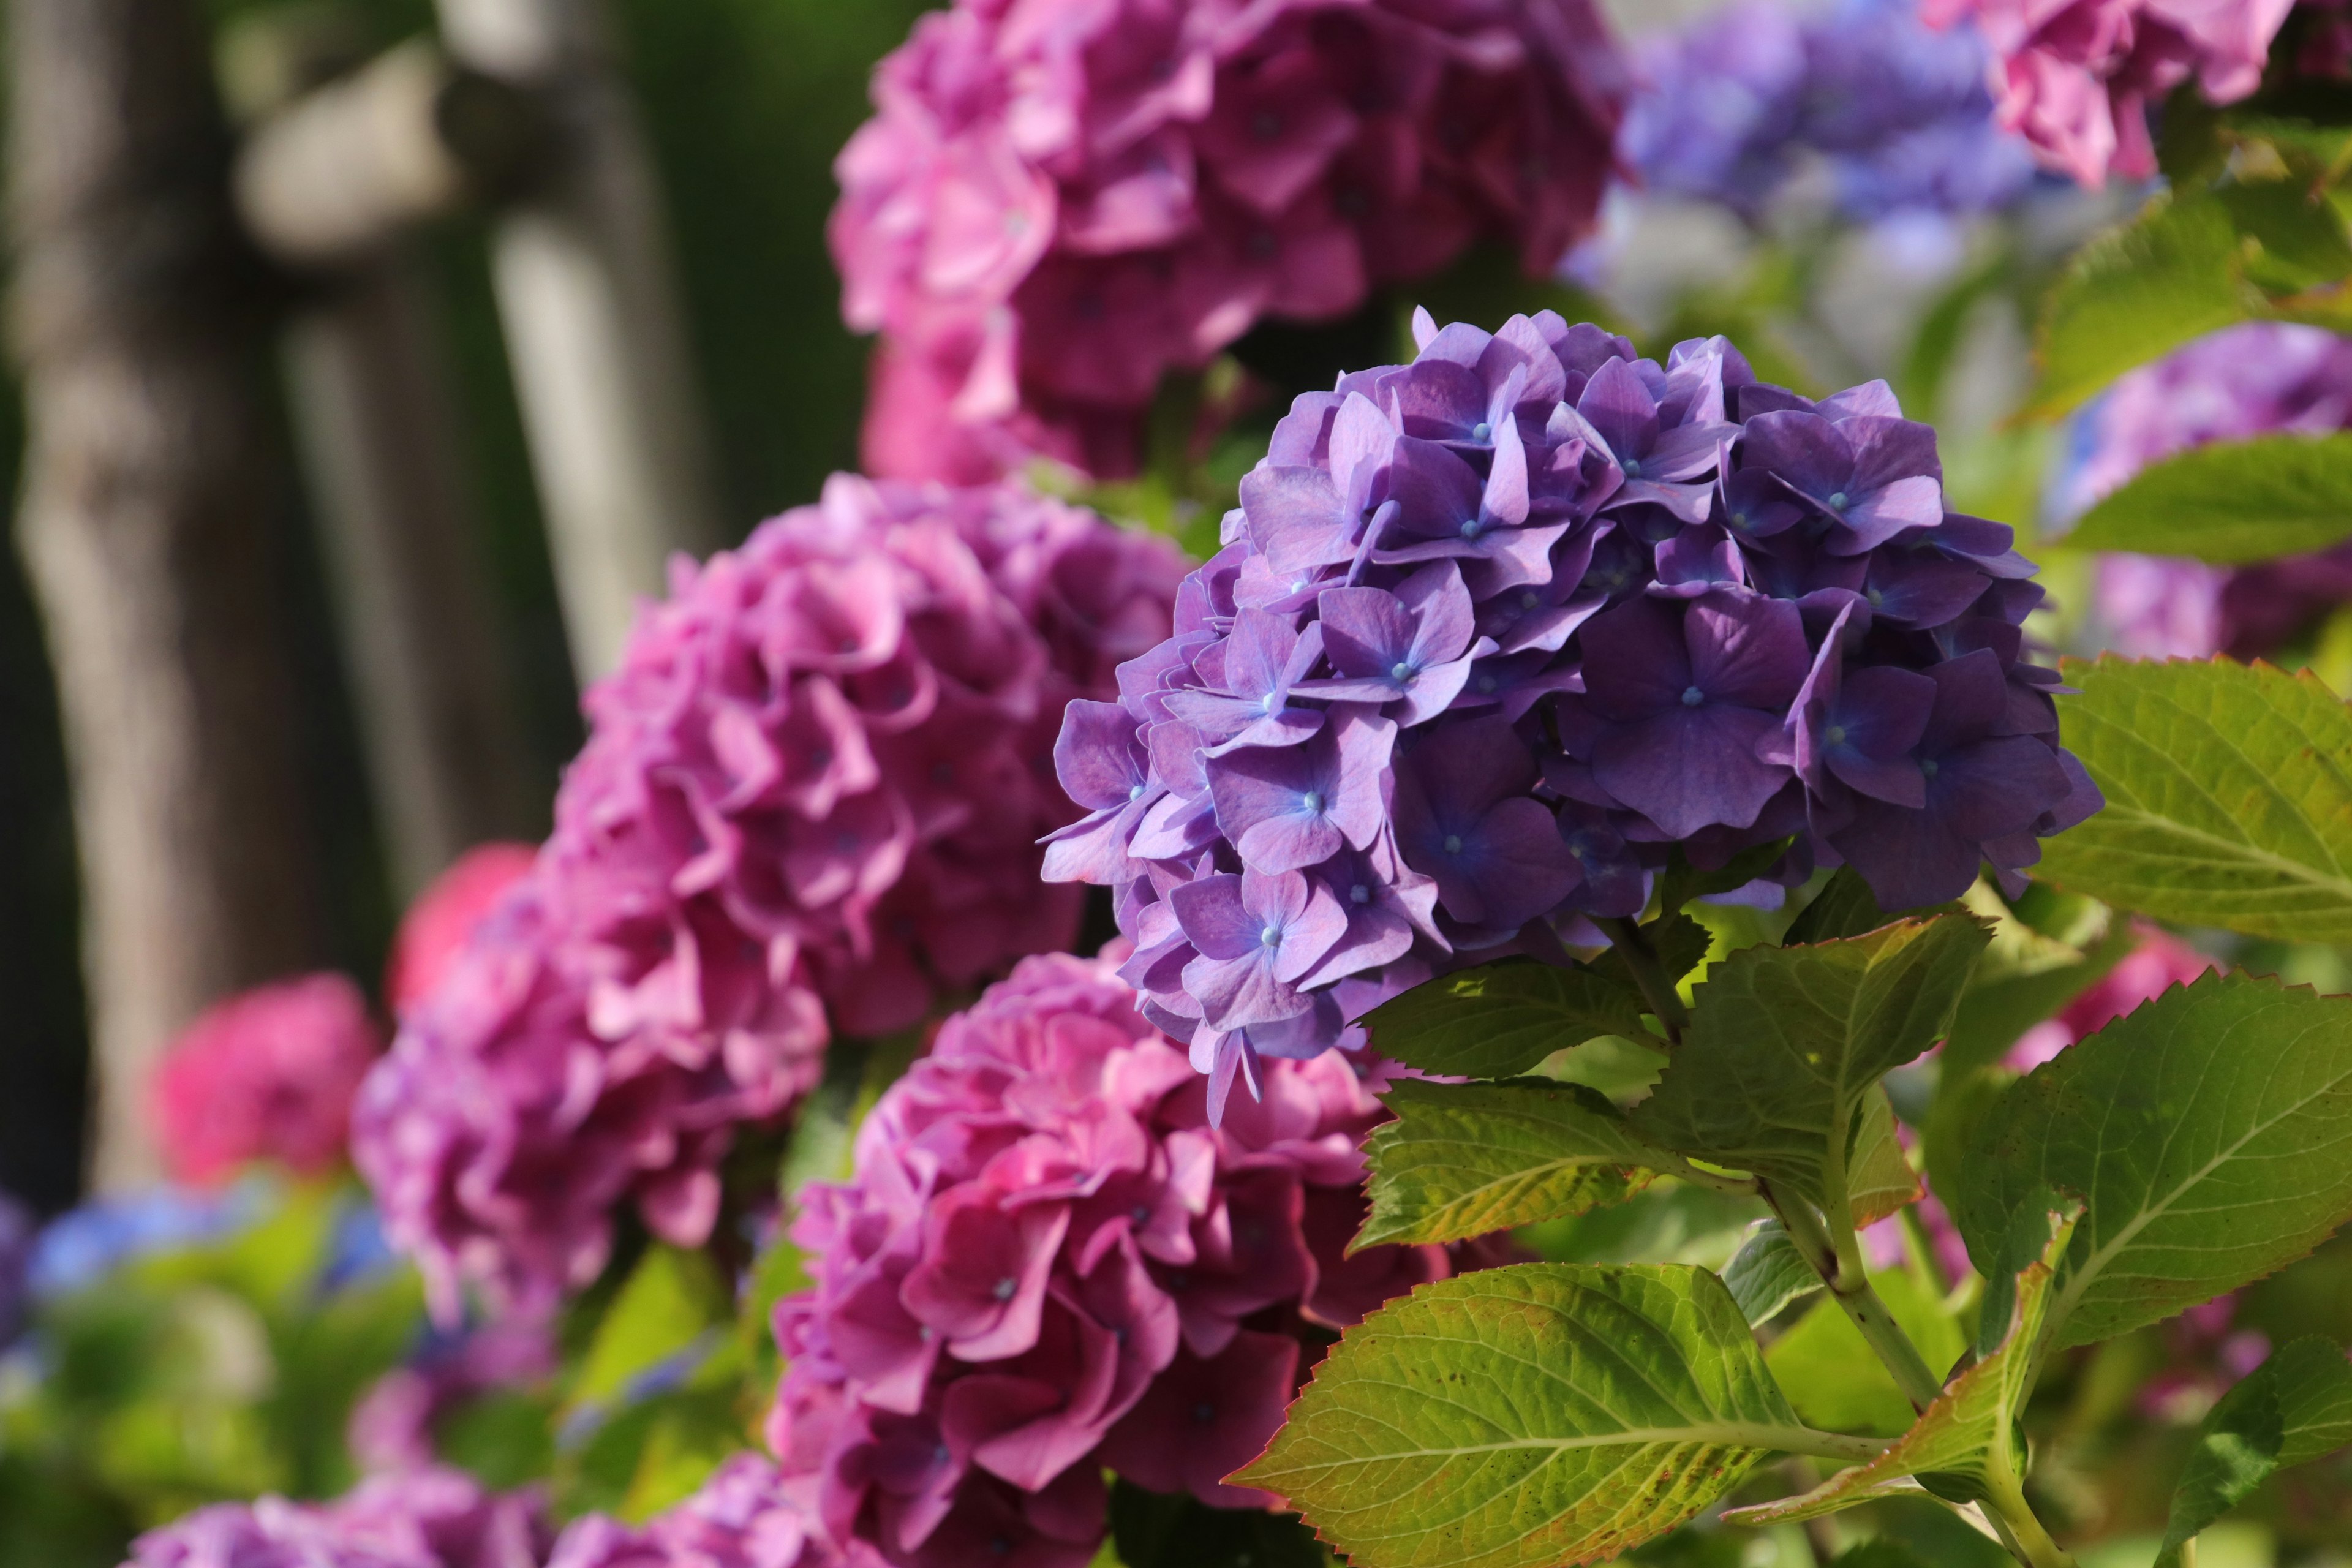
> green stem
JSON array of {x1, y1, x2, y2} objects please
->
[
  {"x1": 1598, "y1": 916, "x2": 1690, "y2": 1042},
  {"x1": 1770, "y1": 1184, "x2": 1947, "y2": 1414},
  {"x1": 1984, "y1": 1468, "x2": 2076, "y2": 1568}
]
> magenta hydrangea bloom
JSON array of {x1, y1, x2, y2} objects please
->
[
  {"x1": 356, "y1": 478, "x2": 1183, "y2": 1319},
  {"x1": 148, "y1": 973, "x2": 383, "y2": 1188},
  {"x1": 1922, "y1": 0, "x2": 2294, "y2": 184},
  {"x1": 834, "y1": 0, "x2": 1630, "y2": 481},
  {"x1": 123, "y1": 1467, "x2": 548, "y2": 1568},
  {"x1": 1049, "y1": 311, "x2": 2100, "y2": 1080},
  {"x1": 763, "y1": 951, "x2": 1498, "y2": 1567},
  {"x1": 545, "y1": 1456, "x2": 861, "y2": 1568},
  {"x1": 2054, "y1": 321, "x2": 2352, "y2": 658}
]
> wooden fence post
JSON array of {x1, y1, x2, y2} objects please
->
[
  {"x1": 7, "y1": 0, "x2": 323, "y2": 1189},
  {"x1": 434, "y1": 0, "x2": 723, "y2": 680}
]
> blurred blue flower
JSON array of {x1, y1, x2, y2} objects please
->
[
  {"x1": 26, "y1": 1183, "x2": 254, "y2": 1299},
  {"x1": 1621, "y1": 0, "x2": 2038, "y2": 225}
]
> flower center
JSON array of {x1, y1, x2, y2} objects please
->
[
  {"x1": 1824, "y1": 725, "x2": 1848, "y2": 745},
  {"x1": 1681, "y1": 685, "x2": 1705, "y2": 707},
  {"x1": 1261, "y1": 924, "x2": 1283, "y2": 948},
  {"x1": 1477, "y1": 675, "x2": 1498, "y2": 693},
  {"x1": 1520, "y1": 591, "x2": 1539, "y2": 609},
  {"x1": 1622, "y1": 458, "x2": 1641, "y2": 478},
  {"x1": 1193, "y1": 1402, "x2": 1217, "y2": 1425},
  {"x1": 1828, "y1": 491, "x2": 1849, "y2": 509},
  {"x1": 1471, "y1": 421, "x2": 1492, "y2": 442},
  {"x1": 1251, "y1": 109, "x2": 1283, "y2": 141},
  {"x1": 1301, "y1": 790, "x2": 1324, "y2": 813},
  {"x1": 1866, "y1": 587, "x2": 1885, "y2": 607},
  {"x1": 932, "y1": 761, "x2": 954, "y2": 785},
  {"x1": 1921, "y1": 758, "x2": 1940, "y2": 778},
  {"x1": 1443, "y1": 834, "x2": 1464, "y2": 854},
  {"x1": 1131, "y1": 1204, "x2": 1152, "y2": 1224},
  {"x1": 1390, "y1": 660, "x2": 1415, "y2": 683},
  {"x1": 1350, "y1": 883, "x2": 1371, "y2": 905},
  {"x1": 1460, "y1": 518, "x2": 1483, "y2": 540}
]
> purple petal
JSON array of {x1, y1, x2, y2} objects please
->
[
  {"x1": 1686, "y1": 590, "x2": 1809, "y2": 710},
  {"x1": 1241, "y1": 467, "x2": 1359, "y2": 578},
  {"x1": 1740, "y1": 411, "x2": 1853, "y2": 500},
  {"x1": 1832, "y1": 476, "x2": 1945, "y2": 554},
  {"x1": 1055, "y1": 700, "x2": 1145, "y2": 810},
  {"x1": 1593, "y1": 706, "x2": 1790, "y2": 839},
  {"x1": 1580, "y1": 595, "x2": 1695, "y2": 720},
  {"x1": 1169, "y1": 873, "x2": 1257, "y2": 960},
  {"x1": 1316, "y1": 586, "x2": 1417, "y2": 677},
  {"x1": 1842, "y1": 416, "x2": 1940, "y2": 492},
  {"x1": 1577, "y1": 356, "x2": 1661, "y2": 465}
]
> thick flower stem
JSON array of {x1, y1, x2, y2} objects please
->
[
  {"x1": 1768, "y1": 1183, "x2": 1946, "y2": 1414},
  {"x1": 1597, "y1": 917, "x2": 1690, "y2": 1042},
  {"x1": 1984, "y1": 1468, "x2": 2076, "y2": 1568}
]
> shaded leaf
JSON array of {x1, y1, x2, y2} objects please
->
[
  {"x1": 1588, "y1": 912, "x2": 1713, "y2": 997},
  {"x1": 1728, "y1": 1206, "x2": 2078, "y2": 1525},
  {"x1": 1109, "y1": 1479, "x2": 1332, "y2": 1568},
  {"x1": 2029, "y1": 193, "x2": 2255, "y2": 418},
  {"x1": 570, "y1": 1246, "x2": 729, "y2": 1410},
  {"x1": 1363, "y1": 961, "x2": 1651, "y2": 1079},
  {"x1": 1848, "y1": 1088, "x2": 1925, "y2": 1229},
  {"x1": 1764, "y1": 1268, "x2": 1970, "y2": 1439},
  {"x1": 1783, "y1": 869, "x2": 1900, "y2": 946},
  {"x1": 2156, "y1": 1336, "x2": 2352, "y2": 1568},
  {"x1": 1956, "y1": 971, "x2": 2352, "y2": 1352},
  {"x1": 2038, "y1": 656, "x2": 2352, "y2": 943},
  {"x1": 1357, "y1": 1080, "x2": 1681, "y2": 1251},
  {"x1": 1722, "y1": 1221, "x2": 1819, "y2": 1326},
  {"x1": 1630, "y1": 916, "x2": 1989, "y2": 1215},
  {"x1": 1659, "y1": 840, "x2": 1795, "y2": 916},
  {"x1": 2067, "y1": 434, "x2": 2352, "y2": 564},
  {"x1": 1236, "y1": 1265, "x2": 1880, "y2": 1568}
]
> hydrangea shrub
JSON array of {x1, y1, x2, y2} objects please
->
[
  {"x1": 1049, "y1": 310, "x2": 2098, "y2": 1087},
  {"x1": 832, "y1": 0, "x2": 1630, "y2": 481},
  {"x1": 355, "y1": 478, "x2": 1183, "y2": 1318}
]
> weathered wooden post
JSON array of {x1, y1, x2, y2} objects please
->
[{"x1": 7, "y1": 0, "x2": 325, "y2": 1188}]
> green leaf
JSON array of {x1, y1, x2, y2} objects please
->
[
  {"x1": 1764, "y1": 1268, "x2": 1970, "y2": 1439},
  {"x1": 1357, "y1": 1080, "x2": 1687, "y2": 1250},
  {"x1": 1659, "y1": 840, "x2": 1795, "y2": 917},
  {"x1": 1588, "y1": 912, "x2": 1713, "y2": 998},
  {"x1": 1629, "y1": 915, "x2": 1990, "y2": 1216},
  {"x1": 1235, "y1": 1264, "x2": 1882, "y2": 1568},
  {"x1": 570, "y1": 1246, "x2": 729, "y2": 1410},
  {"x1": 1941, "y1": 904, "x2": 2133, "y2": 1080},
  {"x1": 1847, "y1": 1087, "x2": 1925, "y2": 1229},
  {"x1": 1109, "y1": 1480, "x2": 1333, "y2": 1568},
  {"x1": 1727, "y1": 1205, "x2": 2078, "y2": 1525},
  {"x1": 2066, "y1": 434, "x2": 2352, "y2": 564},
  {"x1": 1956, "y1": 971, "x2": 2352, "y2": 1353},
  {"x1": 1782, "y1": 868, "x2": 1901, "y2": 946},
  {"x1": 2029, "y1": 192, "x2": 2255, "y2": 418},
  {"x1": 1363, "y1": 960, "x2": 1652, "y2": 1079},
  {"x1": 2155, "y1": 1335, "x2": 2352, "y2": 1568},
  {"x1": 2038, "y1": 655, "x2": 2352, "y2": 943},
  {"x1": 1722, "y1": 1221, "x2": 1819, "y2": 1326}
]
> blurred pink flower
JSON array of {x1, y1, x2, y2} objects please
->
[
  {"x1": 349, "y1": 1320, "x2": 559, "y2": 1476},
  {"x1": 764, "y1": 950, "x2": 1502, "y2": 1566},
  {"x1": 836, "y1": 0, "x2": 1630, "y2": 480},
  {"x1": 2006, "y1": 924, "x2": 2216, "y2": 1073},
  {"x1": 356, "y1": 480, "x2": 1182, "y2": 1319},
  {"x1": 387, "y1": 844, "x2": 540, "y2": 1020},
  {"x1": 1925, "y1": 0, "x2": 2296, "y2": 183},
  {"x1": 545, "y1": 1455, "x2": 864, "y2": 1568},
  {"x1": 149, "y1": 973, "x2": 382, "y2": 1188},
  {"x1": 124, "y1": 1467, "x2": 548, "y2": 1568}
]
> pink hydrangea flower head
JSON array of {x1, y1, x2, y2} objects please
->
[
  {"x1": 356, "y1": 479, "x2": 1181, "y2": 1319},
  {"x1": 837, "y1": 0, "x2": 1632, "y2": 480},
  {"x1": 546, "y1": 1456, "x2": 866, "y2": 1568},
  {"x1": 387, "y1": 843, "x2": 541, "y2": 1019},
  {"x1": 123, "y1": 1467, "x2": 548, "y2": 1568},
  {"x1": 2054, "y1": 322, "x2": 2352, "y2": 658},
  {"x1": 1924, "y1": 0, "x2": 2296, "y2": 183},
  {"x1": 148, "y1": 972, "x2": 382, "y2": 1187},
  {"x1": 764, "y1": 951, "x2": 1500, "y2": 1566}
]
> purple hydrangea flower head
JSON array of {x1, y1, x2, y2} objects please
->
[
  {"x1": 1049, "y1": 309, "x2": 2099, "y2": 1080},
  {"x1": 545, "y1": 1456, "x2": 859, "y2": 1568},
  {"x1": 2054, "y1": 322, "x2": 2352, "y2": 660},
  {"x1": 123, "y1": 1468, "x2": 549, "y2": 1568},
  {"x1": 1623, "y1": 0, "x2": 2035, "y2": 224},
  {"x1": 762, "y1": 951, "x2": 1503, "y2": 1567},
  {"x1": 356, "y1": 478, "x2": 1182, "y2": 1320},
  {"x1": 835, "y1": 0, "x2": 1632, "y2": 482}
]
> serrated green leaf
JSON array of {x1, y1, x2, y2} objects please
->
[
  {"x1": 1237, "y1": 1264, "x2": 1881, "y2": 1568},
  {"x1": 1590, "y1": 912, "x2": 1713, "y2": 997},
  {"x1": 1942, "y1": 907, "x2": 2132, "y2": 1080},
  {"x1": 2038, "y1": 655, "x2": 2352, "y2": 943},
  {"x1": 1956, "y1": 971, "x2": 2352, "y2": 1353},
  {"x1": 1357, "y1": 1080, "x2": 1683, "y2": 1250},
  {"x1": 2155, "y1": 1335, "x2": 2352, "y2": 1568},
  {"x1": 1722, "y1": 1221, "x2": 1819, "y2": 1326},
  {"x1": 1363, "y1": 960, "x2": 1651, "y2": 1079},
  {"x1": 2029, "y1": 192, "x2": 2256, "y2": 418},
  {"x1": 1727, "y1": 1205, "x2": 2078, "y2": 1526},
  {"x1": 2067, "y1": 434, "x2": 2352, "y2": 564},
  {"x1": 1848, "y1": 1087, "x2": 1925, "y2": 1229},
  {"x1": 1630, "y1": 916, "x2": 1989, "y2": 1216},
  {"x1": 570, "y1": 1246, "x2": 729, "y2": 1410},
  {"x1": 1782, "y1": 869, "x2": 1901, "y2": 946}
]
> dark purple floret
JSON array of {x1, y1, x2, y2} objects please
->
[{"x1": 1046, "y1": 308, "x2": 2100, "y2": 1093}]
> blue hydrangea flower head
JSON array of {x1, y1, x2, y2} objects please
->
[{"x1": 1046, "y1": 310, "x2": 2098, "y2": 1094}]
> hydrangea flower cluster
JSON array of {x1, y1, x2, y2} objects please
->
[
  {"x1": 545, "y1": 1456, "x2": 849, "y2": 1568},
  {"x1": 124, "y1": 1467, "x2": 549, "y2": 1568},
  {"x1": 355, "y1": 477, "x2": 1182, "y2": 1319},
  {"x1": 765, "y1": 951, "x2": 1490, "y2": 1568},
  {"x1": 833, "y1": 0, "x2": 1630, "y2": 484},
  {"x1": 1923, "y1": 0, "x2": 2296, "y2": 184},
  {"x1": 149, "y1": 973, "x2": 383, "y2": 1188},
  {"x1": 1623, "y1": 0, "x2": 2037, "y2": 225},
  {"x1": 1049, "y1": 310, "x2": 2100, "y2": 1077},
  {"x1": 2053, "y1": 321, "x2": 2352, "y2": 658}
]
